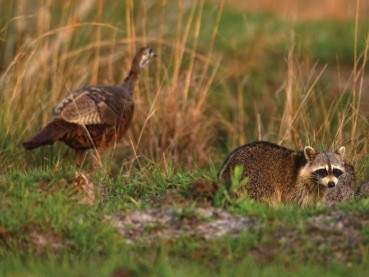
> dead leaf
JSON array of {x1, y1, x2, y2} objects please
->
[{"x1": 74, "y1": 173, "x2": 95, "y2": 205}]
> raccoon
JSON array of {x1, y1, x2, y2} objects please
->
[
  {"x1": 218, "y1": 141, "x2": 346, "y2": 207},
  {"x1": 323, "y1": 162, "x2": 356, "y2": 207}
]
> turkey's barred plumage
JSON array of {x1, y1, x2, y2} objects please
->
[{"x1": 23, "y1": 47, "x2": 156, "y2": 167}]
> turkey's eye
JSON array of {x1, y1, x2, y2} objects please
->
[
  {"x1": 314, "y1": 169, "x2": 328, "y2": 178},
  {"x1": 333, "y1": 168, "x2": 343, "y2": 178}
]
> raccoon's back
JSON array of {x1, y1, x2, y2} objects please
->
[{"x1": 218, "y1": 141, "x2": 306, "y2": 186}]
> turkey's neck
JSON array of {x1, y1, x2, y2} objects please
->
[{"x1": 121, "y1": 61, "x2": 140, "y2": 95}]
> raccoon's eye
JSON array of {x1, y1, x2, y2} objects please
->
[
  {"x1": 314, "y1": 169, "x2": 328, "y2": 178},
  {"x1": 333, "y1": 168, "x2": 343, "y2": 178}
]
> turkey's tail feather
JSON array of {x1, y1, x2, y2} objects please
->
[{"x1": 23, "y1": 120, "x2": 68, "y2": 150}]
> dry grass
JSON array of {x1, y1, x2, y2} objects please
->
[
  {"x1": 0, "y1": 0, "x2": 223, "y2": 170},
  {"x1": 212, "y1": 0, "x2": 369, "y2": 163},
  {"x1": 0, "y1": 0, "x2": 368, "y2": 172}
]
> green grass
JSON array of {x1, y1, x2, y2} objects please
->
[
  {"x1": 209, "y1": 5, "x2": 368, "y2": 63},
  {"x1": 2, "y1": 165, "x2": 369, "y2": 276}
]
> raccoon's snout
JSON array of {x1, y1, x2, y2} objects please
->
[{"x1": 327, "y1": 181, "x2": 335, "y2": 188}]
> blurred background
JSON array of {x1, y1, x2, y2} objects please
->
[{"x1": 0, "y1": 0, "x2": 368, "y2": 172}]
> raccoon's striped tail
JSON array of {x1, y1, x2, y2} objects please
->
[{"x1": 23, "y1": 120, "x2": 68, "y2": 150}]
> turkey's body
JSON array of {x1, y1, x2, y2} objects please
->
[
  {"x1": 23, "y1": 47, "x2": 155, "y2": 167},
  {"x1": 56, "y1": 85, "x2": 134, "y2": 151}
]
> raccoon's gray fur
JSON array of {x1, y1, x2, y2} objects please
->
[
  {"x1": 218, "y1": 141, "x2": 347, "y2": 207},
  {"x1": 323, "y1": 162, "x2": 356, "y2": 207}
]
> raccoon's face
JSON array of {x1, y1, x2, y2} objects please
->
[{"x1": 304, "y1": 146, "x2": 346, "y2": 188}]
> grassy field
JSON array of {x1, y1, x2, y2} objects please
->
[{"x1": 1, "y1": 0, "x2": 369, "y2": 276}]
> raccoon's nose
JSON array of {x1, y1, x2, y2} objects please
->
[{"x1": 327, "y1": 181, "x2": 335, "y2": 188}]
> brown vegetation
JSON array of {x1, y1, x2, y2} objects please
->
[{"x1": 0, "y1": 0, "x2": 368, "y2": 171}]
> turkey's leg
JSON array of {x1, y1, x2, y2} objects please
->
[
  {"x1": 75, "y1": 150, "x2": 85, "y2": 167},
  {"x1": 91, "y1": 149, "x2": 103, "y2": 170}
]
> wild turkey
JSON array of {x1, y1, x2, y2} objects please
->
[{"x1": 23, "y1": 47, "x2": 156, "y2": 167}]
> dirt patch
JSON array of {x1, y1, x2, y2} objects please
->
[
  {"x1": 252, "y1": 209, "x2": 368, "y2": 264},
  {"x1": 107, "y1": 207, "x2": 258, "y2": 244},
  {"x1": 0, "y1": 226, "x2": 12, "y2": 243},
  {"x1": 107, "y1": 206, "x2": 369, "y2": 264},
  {"x1": 111, "y1": 267, "x2": 135, "y2": 277},
  {"x1": 25, "y1": 224, "x2": 66, "y2": 251},
  {"x1": 0, "y1": 224, "x2": 69, "y2": 253}
]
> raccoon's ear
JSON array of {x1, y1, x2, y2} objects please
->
[
  {"x1": 335, "y1": 146, "x2": 345, "y2": 158},
  {"x1": 304, "y1": 146, "x2": 317, "y2": 161}
]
